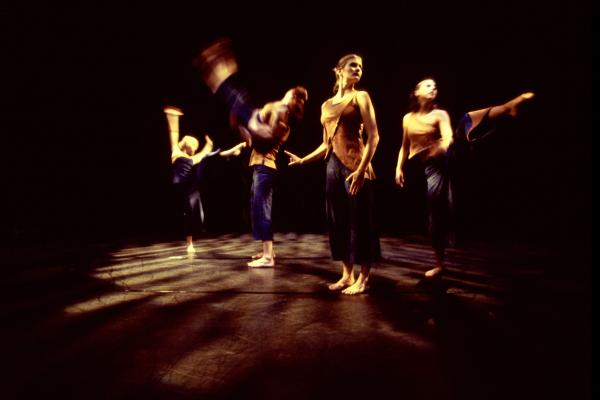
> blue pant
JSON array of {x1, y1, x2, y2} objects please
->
[
  {"x1": 250, "y1": 165, "x2": 276, "y2": 241},
  {"x1": 215, "y1": 77, "x2": 254, "y2": 126},
  {"x1": 423, "y1": 152, "x2": 452, "y2": 256},
  {"x1": 325, "y1": 153, "x2": 380, "y2": 264}
]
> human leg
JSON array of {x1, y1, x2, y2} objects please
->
[{"x1": 247, "y1": 166, "x2": 276, "y2": 268}]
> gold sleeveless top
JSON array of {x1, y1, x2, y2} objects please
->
[
  {"x1": 249, "y1": 128, "x2": 289, "y2": 170},
  {"x1": 406, "y1": 112, "x2": 443, "y2": 160},
  {"x1": 321, "y1": 91, "x2": 375, "y2": 179}
]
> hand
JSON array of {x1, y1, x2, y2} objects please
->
[
  {"x1": 425, "y1": 141, "x2": 448, "y2": 159},
  {"x1": 219, "y1": 142, "x2": 246, "y2": 158},
  {"x1": 204, "y1": 134, "x2": 214, "y2": 151},
  {"x1": 231, "y1": 142, "x2": 246, "y2": 157},
  {"x1": 395, "y1": 170, "x2": 404, "y2": 187},
  {"x1": 284, "y1": 150, "x2": 302, "y2": 166},
  {"x1": 346, "y1": 170, "x2": 365, "y2": 195}
]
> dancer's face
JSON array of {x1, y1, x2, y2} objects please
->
[
  {"x1": 284, "y1": 88, "x2": 307, "y2": 122},
  {"x1": 289, "y1": 94, "x2": 306, "y2": 117},
  {"x1": 415, "y1": 79, "x2": 438, "y2": 100},
  {"x1": 180, "y1": 136, "x2": 199, "y2": 156},
  {"x1": 183, "y1": 144, "x2": 196, "y2": 156},
  {"x1": 339, "y1": 56, "x2": 363, "y2": 84}
]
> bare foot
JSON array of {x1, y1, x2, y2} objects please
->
[
  {"x1": 507, "y1": 92, "x2": 535, "y2": 117},
  {"x1": 342, "y1": 280, "x2": 369, "y2": 295},
  {"x1": 163, "y1": 106, "x2": 183, "y2": 116},
  {"x1": 328, "y1": 276, "x2": 354, "y2": 291},
  {"x1": 193, "y1": 38, "x2": 238, "y2": 93},
  {"x1": 186, "y1": 244, "x2": 196, "y2": 254},
  {"x1": 424, "y1": 267, "x2": 443, "y2": 278},
  {"x1": 247, "y1": 256, "x2": 275, "y2": 268}
]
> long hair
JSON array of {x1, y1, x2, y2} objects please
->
[
  {"x1": 408, "y1": 76, "x2": 438, "y2": 113},
  {"x1": 332, "y1": 54, "x2": 362, "y2": 94}
]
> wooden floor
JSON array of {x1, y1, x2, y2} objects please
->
[{"x1": 3, "y1": 233, "x2": 591, "y2": 399}]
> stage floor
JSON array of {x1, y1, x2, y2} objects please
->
[{"x1": 3, "y1": 233, "x2": 591, "y2": 399}]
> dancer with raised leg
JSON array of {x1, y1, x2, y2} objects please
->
[
  {"x1": 245, "y1": 86, "x2": 308, "y2": 268},
  {"x1": 394, "y1": 77, "x2": 534, "y2": 279},
  {"x1": 193, "y1": 38, "x2": 283, "y2": 148},
  {"x1": 164, "y1": 106, "x2": 246, "y2": 253}
]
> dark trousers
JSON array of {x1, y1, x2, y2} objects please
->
[
  {"x1": 325, "y1": 153, "x2": 380, "y2": 265},
  {"x1": 422, "y1": 152, "x2": 452, "y2": 257},
  {"x1": 215, "y1": 76, "x2": 255, "y2": 126}
]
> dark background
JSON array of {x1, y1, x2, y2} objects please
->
[{"x1": 3, "y1": 0, "x2": 591, "y2": 249}]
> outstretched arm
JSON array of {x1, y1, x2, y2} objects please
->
[
  {"x1": 220, "y1": 141, "x2": 247, "y2": 158},
  {"x1": 285, "y1": 142, "x2": 327, "y2": 166}
]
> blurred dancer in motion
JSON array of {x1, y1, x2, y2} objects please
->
[
  {"x1": 193, "y1": 37, "x2": 287, "y2": 149},
  {"x1": 194, "y1": 37, "x2": 309, "y2": 267},
  {"x1": 164, "y1": 106, "x2": 246, "y2": 253},
  {"x1": 244, "y1": 86, "x2": 308, "y2": 268}
]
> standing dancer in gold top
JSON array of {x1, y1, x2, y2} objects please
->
[{"x1": 286, "y1": 54, "x2": 381, "y2": 295}]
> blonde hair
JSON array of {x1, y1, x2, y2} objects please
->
[
  {"x1": 178, "y1": 135, "x2": 199, "y2": 153},
  {"x1": 332, "y1": 53, "x2": 362, "y2": 94}
]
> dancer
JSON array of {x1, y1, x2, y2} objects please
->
[
  {"x1": 244, "y1": 86, "x2": 308, "y2": 267},
  {"x1": 394, "y1": 77, "x2": 534, "y2": 278},
  {"x1": 286, "y1": 54, "x2": 380, "y2": 295},
  {"x1": 164, "y1": 106, "x2": 246, "y2": 253}
]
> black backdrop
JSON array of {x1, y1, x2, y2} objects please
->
[{"x1": 3, "y1": 1, "x2": 591, "y2": 248}]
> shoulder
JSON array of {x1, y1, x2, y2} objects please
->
[
  {"x1": 355, "y1": 90, "x2": 372, "y2": 104},
  {"x1": 432, "y1": 108, "x2": 450, "y2": 120},
  {"x1": 402, "y1": 112, "x2": 413, "y2": 125},
  {"x1": 262, "y1": 101, "x2": 277, "y2": 114}
]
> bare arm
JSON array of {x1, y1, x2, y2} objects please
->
[
  {"x1": 420, "y1": 110, "x2": 453, "y2": 159},
  {"x1": 190, "y1": 135, "x2": 214, "y2": 165},
  {"x1": 219, "y1": 141, "x2": 247, "y2": 158},
  {"x1": 395, "y1": 114, "x2": 411, "y2": 187},
  {"x1": 285, "y1": 142, "x2": 327, "y2": 166},
  {"x1": 346, "y1": 91, "x2": 380, "y2": 195},
  {"x1": 437, "y1": 110, "x2": 453, "y2": 151},
  {"x1": 355, "y1": 91, "x2": 380, "y2": 174},
  {"x1": 263, "y1": 102, "x2": 290, "y2": 142}
]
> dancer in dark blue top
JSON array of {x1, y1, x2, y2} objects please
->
[{"x1": 164, "y1": 106, "x2": 246, "y2": 253}]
